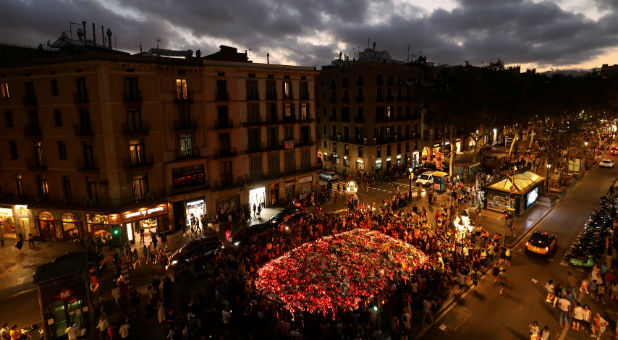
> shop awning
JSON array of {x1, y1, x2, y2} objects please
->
[{"x1": 486, "y1": 171, "x2": 545, "y2": 194}]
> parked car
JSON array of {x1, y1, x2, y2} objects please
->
[
  {"x1": 415, "y1": 171, "x2": 435, "y2": 187},
  {"x1": 167, "y1": 236, "x2": 221, "y2": 269},
  {"x1": 600, "y1": 159, "x2": 615, "y2": 168},
  {"x1": 525, "y1": 231, "x2": 557, "y2": 256},
  {"x1": 318, "y1": 171, "x2": 339, "y2": 182}
]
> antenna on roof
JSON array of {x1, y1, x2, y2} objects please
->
[
  {"x1": 156, "y1": 39, "x2": 160, "y2": 49},
  {"x1": 139, "y1": 42, "x2": 143, "y2": 54},
  {"x1": 407, "y1": 45, "x2": 410, "y2": 62},
  {"x1": 69, "y1": 22, "x2": 78, "y2": 40}
]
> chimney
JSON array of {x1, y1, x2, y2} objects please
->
[
  {"x1": 267, "y1": 52, "x2": 270, "y2": 64},
  {"x1": 373, "y1": 42, "x2": 376, "y2": 50},
  {"x1": 196, "y1": 49, "x2": 201, "y2": 58},
  {"x1": 82, "y1": 21, "x2": 87, "y2": 45},
  {"x1": 92, "y1": 23, "x2": 96, "y2": 47},
  {"x1": 101, "y1": 26, "x2": 105, "y2": 47},
  {"x1": 106, "y1": 29, "x2": 112, "y2": 49}
]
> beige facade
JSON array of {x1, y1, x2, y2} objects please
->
[
  {"x1": 0, "y1": 47, "x2": 317, "y2": 240},
  {"x1": 317, "y1": 55, "x2": 428, "y2": 175}
]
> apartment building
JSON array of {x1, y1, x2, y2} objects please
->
[
  {"x1": 317, "y1": 48, "x2": 428, "y2": 175},
  {"x1": 0, "y1": 42, "x2": 317, "y2": 242}
]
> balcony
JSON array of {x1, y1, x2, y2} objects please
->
[
  {"x1": 122, "y1": 121, "x2": 150, "y2": 136},
  {"x1": 387, "y1": 95, "x2": 394, "y2": 102},
  {"x1": 354, "y1": 116, "x2": 365, "y2": 123},
  {"x1": 175, "y1": 147, "x2": 201, "y2": 160},
  {"x1": 341, "y1": 96, "x2": 350, "y2": 103},
  {"x1": 74, "y1": 124, "x2": 94, "y2": 137},
  {"x1": 213, "y1": 148, "x2": 238, "y2": 159},
  {"x1": 76, "y1": 160, "x2": 98, "y2": 172},
  {"x1": 296, "y1": 139, "x2": 315, "y2": 147},
  {"x1": 281, "y1": 116, "x2": 296, "y2": 124},
  {"x1": 376, "y1": 95, "x2": 384, "y2": 102},
  {"x1": 298, "y1": 116, "x2": 314, "y2": 123},
  {"x1": 24, "y1": 125, "x2": 42, "y2": 137},
  {"x1": 216, "y1": 91, "x2": 229, "y2": 101},
  {"x1": 124, "y1": 154, "x2": 154, "y2": 169},
  {"x1": 213, "y1": 177, "x2": 243, "y2": 191},
  {"x1": 26, "y1": 158, "x2": 47, "y2": 170},
  {"x1": 174, "y1": 92, "x2": 193, "y2": 104},
  {"x1": 22, "y1": 94, "x2": 37, "y2": 106},
  {"x1": 266, "y1": 92, "x2": 277, "y2": 101},
  {"x1": 329, "y1": 97, "x2": 337, "y2": 103},
  {"x1": 244, "y1": 117, "x2": 264, "y2": 127},
  {"x1": 123, "y1": 91, "x2": 143, "y2": 105},
  {"x1": 299, "y1": 92, "x2": 310, "y2": 100},
  {"x1": 74, "y1": 92, "x2": 89, "y2": 105},
  {"x1": 174, "y1": 119, "x2": 198, "y2": 131},
  {"x1": 355, "y1": 95, "x2": 364, "y2": 103},
  {"x1": 246, "y1": 92, "x2": 260, "y2": 101},
  {"x1": 214, "y1": 120, "x2": 233, "y2": 129}
]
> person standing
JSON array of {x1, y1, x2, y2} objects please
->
[
  {"x1": 557, "y1": 293, "x2": 571, "y2": 328},
  {"x1": 96, "y1": 315, "x2": 109, "y2": 340},
  {"x1": 529, "y1": 321, "x2": 540, "y2": 340},
  {"x1": 28, "y1": 233, "x2": 35, "y2": 248},
  {"x1": 118, "y1": 317, "x2": 130, "y2": 340},
  {"x1": 539, "y1": 326, "x2": 550, "y2": 340},
  {"x1": 498, "y1": 268, "x2": 507, "y2": 295}
]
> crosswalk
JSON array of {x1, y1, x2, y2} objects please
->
[{"x1": 328, "y1": 180, "x2": 416, "y2": 195}]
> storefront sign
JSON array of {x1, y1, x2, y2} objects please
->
[
  {"x1": 186, "y1": 199, "x2": 204, "y2": 208},
  {"x1": 55, "y1": 288, "x2": 75, "y2": 300},
  {"x1": 433, "y1": 143, "x2": 440, "y2": 148},
  {"x1": 285, "y1": 180, "x2": 295, "y2": 187},
  {"x1": 62, "y1": 213, "x2": 78, "y2": 223},
  {"x1": 126, "y1": 223, "x2": 133, "y2": 242},
  {"x1": 39, "y1": 211, "x2": 54, "y2": 221},
  {"x1": 0, "y1": 208, "x2": 13, "y2": 218},
  {"x1": 123, "y1": 205, "x2": 167, "y2": 220},
  {"x1": 87, "y1": 214, "x2": 109, "y2": 224}
]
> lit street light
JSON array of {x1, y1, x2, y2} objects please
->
[
  {"x1": 408, "y1": 167, "x2": 414, "y2": 203},
  {"x1": 545, "y1": 163, "x2": 551, "y2": 195}
]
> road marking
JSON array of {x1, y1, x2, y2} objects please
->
[{"x1": 531, "y1": 278, "x2": 538, "y2": 284}]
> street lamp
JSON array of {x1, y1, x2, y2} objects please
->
[
  {"x1": 408, "y1": 167, "x2": 414, "y2": 201},
  {"x1": 343, "y1": 155, "x2": 348, "y2": 176},
  {"x1": 545, "y1": 163, "x2": 551, "y2": 194}
]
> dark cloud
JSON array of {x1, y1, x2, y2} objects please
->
[{"x1": 0, "y1": 0, "x2": 614, "y2": 68}]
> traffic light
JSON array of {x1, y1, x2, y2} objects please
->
[{"x1": 112, "y1": 227, "x2": 120, "y2": 236}]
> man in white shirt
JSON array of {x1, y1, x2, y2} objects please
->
[
  {"x1": 557, "y1": 293, "x2": 571, "y2": 328},
  {"x1": 65, "y1": 324, "x2": 80, "y2": 340},
  {"x1": 572, "y1": 302, "x2": 583, "y2": 331}
]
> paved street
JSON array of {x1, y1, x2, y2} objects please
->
[{"x1": 420, "y1": 164, "x2": 617, "y2": 340}]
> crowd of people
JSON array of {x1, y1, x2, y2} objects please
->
[{"x1": 164, "y1": 185, "x2": 505, "y2": 340}]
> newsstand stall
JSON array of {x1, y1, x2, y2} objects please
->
[
  {"x1": 483, "y1": 171, "x2": 545, "y2": 216},
  {"x1": 33, "y1": 252, "x2": 94, "y2": 340}
]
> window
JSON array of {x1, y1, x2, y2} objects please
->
[
  {"x1": 299, "y1": 81, "x2": 309, "y2": 100},
  {"x1": 248, "y1": 129, "x2": 261, "y2": 150},
  {"x1": 177, "y1": 134, "x2": 192, "y2": 158},
  {"x1": 83, "y1": 143, "x2": 95, "y2": 169},
  {"x1": 54, "y1": 109, "x2": 62, "y2": 127},
  {"x1": 332, "y1": 142, "x2": 337, "y2": 153},
  {"x1": 216, "y1": 80, "x2": 228, "y2": 100},
  {"x1": 266, "y1": 80, "x2": 277, "y2": 100},
  {"x1": 342, "y1": 77, "x2": 348, "y2": 88},
  {"x1": 283, "y1": 103, "x2": 294, "y2": 119},
  {"x1": 79, "y1": 109, "x2": 91, "y2": 132},
  {"x1": 376, "y1": 75, "x2": 383, "y2": 86},
  {"x1": 57, "y1": 141, "x2": 67, "y2": 160},
  {"x1": 51, "y1": 79, "x2": 58, "y2": 96},
  {"x1": 62, "y1": 176, "x2": 72, "y2": 200},
  {"x1": 300, "y1": 103, "x2": 309, "y2": 120},
  {"x1": 268, "y1": 153, "x2": 280, "y2": 175},
  {"x1": 356, "y1": 75, "x2": 364, "y2": 86},
  {"x1": 15, "y1": 174, "x2": 23, "y2": 198},
  {"x1": 217, "y1": 106, "x2": 229, "y2": 126},
  {"x1": 246, "y1": 80, "x2": 259, "y2": 100},
  {"x1": 300, "y1": 126, "x2": 310, "y2": 144},
  {"x1": 323, "y1": 125, "x2": 326, "y2": 135},
  {"x1": 323, "y1": 140, "x2": 327, "y2": 148},
  {"x1": 284, "y1": 126, "x2": 294, "y2": 140},
  {"x1": 0, "y1": 83, "x2": 9, "y2": 99},
  {"x1": 283, "y1": 80, "x2": 293, "y2": 99},
  {"x1": 124, "y1": 77, "x2": 139, "y2": 99},
  {"x1": 301, "y1": 149, "x2": 310, "y2": 168},
  {"x1": 386, "y1": 145, "x2": 391, "y2": 156},
  {"x1": 34, "y1": 141, "x2": 45, "y2": 167},
  {"x1": 267, "y1": 127, "x2": 278, "y2": 147},
  {"x1": 267, "y1": 102, "x2": 278, "y2": 121},
  {"x1": 284, "y1": 150, "x2": 295, "y2": 171},
  {"x1": 4, "y1": 110, "x2": 12, "y2": 127},
  {"x1": 86, "y1": 177, "x2": 98, "y2": 202},
  {"x1": 131, "y1": 175, "x2": 149, "y2": 200},
  {"x1": 9, "y1": 141, "x2": 17, "y2": 159},
  {"x1": 218, "y1": 133, "x2": 231, "y2": 152},
  {"x1": 76, "y1": 78, "x2": 87, "y2": 98},
  {"x1": 37, "y1": 175, "x2": 48, "y2": 197},
  {"x1": 128, "y1": 139, "x2": 145, "y2": 164},
  {"x1": 248, "y1": 103, "x2": 260, "y2": 123},
  {"x1": 29, "y1": 110, "x2": 40, "y2": 129},
  {"x1": 377, "y1": 146, "x2": 381, "y2": 157},
  {"x1": 397, "y1": 143, "x2": 402, "y2": 154},
  {"x1": 358, "y1": 146, "x2": 363, "y2": 158},
  {"x1": 176, "y1": 78, "x2": 188, "y2": 100},
  {"x1": 220, "y1": 161, "x2": 232, "y2": 183},
  {"x1": 126, "y1": 109, "x2": 143, "y2": 131},
  {"x1": 250, "y1": 155, "x2": 263, "y2": 177}
]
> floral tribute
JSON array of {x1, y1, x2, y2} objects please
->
[{"x1": 255, "y1": 229, "x2": 430, "y2": 315}]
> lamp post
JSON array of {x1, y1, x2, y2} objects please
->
[
  {"x1": 545, "y1": 163, "x2": 551, "y2": 195},
  {"x1": 408, "y1": 167, "x2": 413, "y2": 201},
  {"x1": 343, "y1": 155, "x2": 348, "y2": 177}
]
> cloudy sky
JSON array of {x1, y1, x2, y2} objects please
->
[{"x1": 1, "y1": 0, "x2": 616, "y2": 70}]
